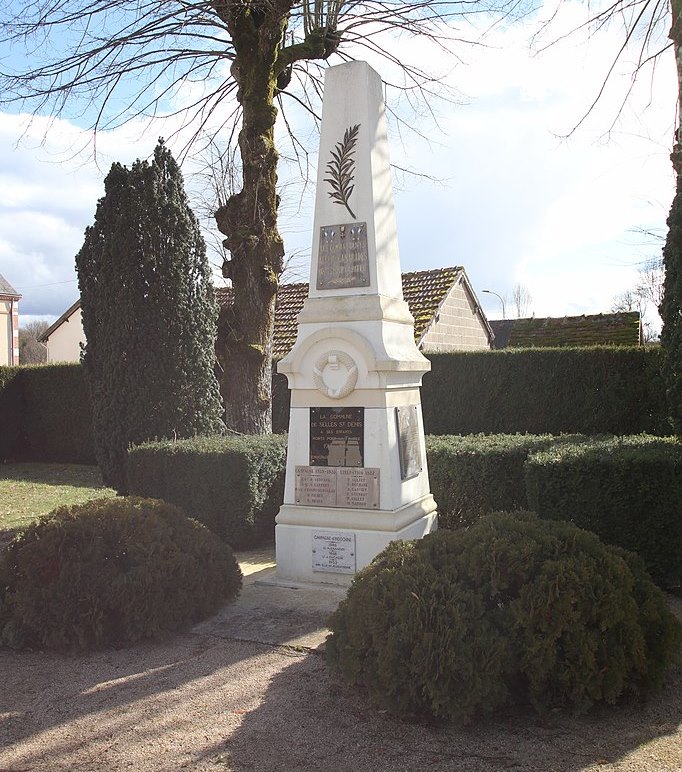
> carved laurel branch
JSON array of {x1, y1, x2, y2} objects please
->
[{"x1": 324, "y1": 123, "x2": 360, "y2": 220}]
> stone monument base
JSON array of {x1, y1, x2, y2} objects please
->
[{"x1": 274, "y1": 495, "x2": 438, "y2": 586}]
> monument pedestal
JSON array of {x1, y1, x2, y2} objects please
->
[
  {"x1": 275, "y1": 60, "x2": 438, "y2": 586},
  {"x1": 275, "y1": 497, "x2": 437, "y2": 586}
]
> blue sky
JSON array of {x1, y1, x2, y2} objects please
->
[{"x1": 0, "y1": 0, "x2": 675, "y2": 331}]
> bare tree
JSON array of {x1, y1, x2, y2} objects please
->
[
  {"x1": 635, "y1": 257, "x2": 665, "y2": 308},
  {"x1": 0, "y1": 0, "x2": 509, "y2": 433},
  {"x1": 18, "y1": 320, "x2": 49, "y2": 364},
  {"x1": 611, "y1": 257, "x2": 664, "y2": 343},
  {"x1": 611, "y1": 289, "x2": 643, "y2": 315},
  {"x1": 511, "y1": 283, "x2": 532, "y2": 318}
]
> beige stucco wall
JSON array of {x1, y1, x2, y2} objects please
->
[
  {"x1": 47, "y1": 307, "x2": 85, "y2": 363},
  {"x1": 0, "y1": 298, "x2": 19, "y2": 366},
  {"x1": 420, "y1": 282, "x2": 491, "y2": 352}
]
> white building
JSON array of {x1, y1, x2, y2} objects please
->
[
  {"x1": 0, "y1": 274, "x2": 21, "y2": 366},
  {"x1": 39, "y1": 299, "x2": 85, "y2": 363}
]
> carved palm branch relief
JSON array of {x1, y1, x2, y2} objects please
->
[{"x1": 324, "y1": 123, "x2": 360, "y2": 220}]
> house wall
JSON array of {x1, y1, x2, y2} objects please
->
[
  {"x1": 0, "y1": 298, "x2": 19, "y2": 365},
  {"x1": 47, "y1": 308, "x2": 85, "y2": 363},
  {"x1": 420, "y1": 282, "x2": 490, "y2": 352}
]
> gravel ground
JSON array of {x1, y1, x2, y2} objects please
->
[{"x1": 0, "y1": 554, "x2": 680, "y2": 772}]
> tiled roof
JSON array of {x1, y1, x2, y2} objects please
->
[
  {"x1": 0, "y1": 273, "x2": 21, "y2": 299},
  {"x1": 216, "y1": 266, "x2": 465, "y2": 357},
  {"x1": 489, "y1": 312, "x2": 642, "y2": 349}
]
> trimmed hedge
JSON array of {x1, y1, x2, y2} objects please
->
[
  {"x1": 127, "y1": 434, "x2": 288, "y2": 547},
  {"x1": 327, "y1": 513, "x2": 682, "y2": 722},
  {"x1": 0, "y1": 496, "x2": 242, "y2": 650},
  {"x1": 526, "y1": 436, "x2": 682, "y2": 588},
  {"x1": 426, "y1": 434, "x2": 565, "y2": 530},
  {"x1": 20, "y1": 364, "x2": 95, "y2": 463},
  {"x1": 0, "y1": 346, "x2": 671, "y2": 464},
  {"x1": 0, "y1": 364, "x2": 95, "y2": 464},
  {"x1": 421, "y1": 346, "x2": 670, "y2": 436},
  {"x1": 0, "y1": 367, "x2": 23, "y2": 460}
]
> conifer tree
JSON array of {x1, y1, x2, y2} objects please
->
[
  {"x1": 76, "y1": 140, "x2": 225, "y2": 491},
  {"x1": 660, "y1": 177, "x2": 682, "y2": 436}
]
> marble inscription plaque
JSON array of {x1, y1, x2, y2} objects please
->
[
  {"x1": 295, "y1": 466, "x2": 337, "y2": 507},
  {"x1": 295, "y1": 466, "x2": 380, "y2": 509},
  {"x1": 316, "y1": 222, "x2": 370, "y2": 290},
  {"x1": 312, "y1": 531, "x2": 356, "y2": 574},
  {"x1": 310, "y1": 407, "x2": 364, "y2": 467},
  {"x1": 395, "y1": 405, "x2": 422, "y2": 480},
  {"x1": 337, "y1": 467, "x2": 379, "y2": 509}
]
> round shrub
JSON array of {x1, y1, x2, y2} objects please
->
[
  {"x1": 326, "y1": 512, "x2": 681, "y2": 722},
  {"x1": 0, "y1": 497, "x2": 242, "y2": 650}
]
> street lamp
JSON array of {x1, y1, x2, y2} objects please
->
[{"x1": 482, "y1": 289, "x2": 506, "y2": 319}]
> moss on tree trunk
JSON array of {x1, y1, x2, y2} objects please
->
[{"x1": 213, "y1": 0, "x2": 338, "y2": 433}]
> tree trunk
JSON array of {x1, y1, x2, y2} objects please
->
[
  {"x1": 671, "y1": 0, "x2": 682, "y2": 174},
  {"x1": 212, "y1": 1, "x2": 339, "y2": 434},
  {"x1": 214, "y1": 4, "x2": 288, "y2": 434}
]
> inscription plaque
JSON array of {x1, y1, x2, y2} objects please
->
[
  {"x1": 295, "y1": 466, "x2": 380, "y2": 509},
  {"x1": 295, "y1": 467, "x2": 337, "y2": 507},
  {"x1": 337, "y1": 467, "x2": 379, "y2": 509},
  {"x1": 312, "y1": 531, "x2": 356, "y2": 574},
  {"x1": 310, "y1": 407, "x2": 364, "y2": 467},
  {"x1": 395, "y1": 405, "x2": 422, "y2": 480},
  {"x1": 316, "y1": 222, "x2": 370, "y2": 290}
]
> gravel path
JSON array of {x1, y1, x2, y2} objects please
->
[{"x1": 1, "y1": 553, "x2": 680, "y2": 772}]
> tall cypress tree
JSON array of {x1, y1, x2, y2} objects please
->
[
  {"x1": 660, "y1": 176, "x2": 682, "y2": 436},
  {"x1": 76, "y1": 140, "x2": 225, "y2": 491}
]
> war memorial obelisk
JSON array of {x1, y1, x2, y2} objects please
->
[{"x1": 275, "y1": 60, "x2": 438, "y2": 585}]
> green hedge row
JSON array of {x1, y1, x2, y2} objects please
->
[
  {"x1": 427, "y1": 434, "x2": 681, "y2": 587},
  {"x1": 0, "y1": 347, "x2": 671, "y2": 464},
  {"x1": 127, "y1": 434, "x2": 288, "y2": 548},
  {"x1": 425, "y1": 434, "x2": 566, "y2": 528},
  {"x1": 0, "y1": 368, "x2": 22, "y2": 460},
  {"x1": 124, "y1": 431, "x2": 679, "y2": 586},
  {"x1": 0, "y1": 364, "x2": 95, "y2": 464},
  {"x1": 421, "y1": 346, "x2": 670, "y2": 436},
  {"x1": 526, "y1": 436, "x2": 682, "y2": 590}
]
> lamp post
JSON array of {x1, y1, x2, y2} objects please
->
[{"x1": 482, "y1": 289, "x2": 506, "y2": 319}]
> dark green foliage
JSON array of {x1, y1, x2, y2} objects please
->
[
  {"x1": 421, "y1": 347, "x2": 670, "y2": 436},
  {"x1": 426, "y1": 434, "x2": 563, "y2": 529},
  {"x1": 660, "y1": 178, "x2": 682, "y2": 436},
  {"x1": 127, "y1": 434, "x2": 287, "y2": 547},
  {"x1": 327, "y1": 513, "x2": 682, "y2": 723},
  {"x1": 0, "y1": 497, "x2": 242, "y2": 650},
  {"x1": 19, "y1": 364, "x2": 95, "y2": 463},
  {"x1": 0, "y1": 364, "x2": 95, "y2": 463},
  {"x1": 0, "y1": 367, "x2": 23, "y2": 460},
  {"x1": 76, "y1": 140, "x2": 224, "y2": 492},
  {"x1": 526, "y1": 436, "x2": 682, "y2": 588}
]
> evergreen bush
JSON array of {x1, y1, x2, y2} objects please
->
[
  {"x1": 422, "y1": 347, "x2": 669, "y2": 436},
  {"x1": 327, "y1": 513, "x2": 681, "y2": 723},
  {"x1": 525, "y1": 435, "x2": 682, "y2": 588},
  {"x1": 127, "y1": 434, "x2": 287, "y2": 546},
  {"x1": 426, "y1": 434, "x2": 564, "y2": 529},
  {"x1": 0, "y1": 367, "x2": 23, "y2": 460},
  {"x1": 76, "y1": 140, "x2": 225, "y2": 492},
  {"x1": 20, "y1": 364, "x2": 95, "y2": 463},
  {"x1": 0, "y1": 497, "x2": 242, "y2": 650}
]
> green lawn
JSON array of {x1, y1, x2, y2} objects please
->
[{"x1": 0, "y1": 463, "x2": 116, "y2": 539}]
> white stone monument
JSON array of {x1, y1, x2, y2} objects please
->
[{"x1": 275, "y1": 60, "x2": 438, "y2": 585}]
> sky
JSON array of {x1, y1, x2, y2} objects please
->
[{"x1": 0, "y1": 0, "x2": 676, "y2": 332}]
